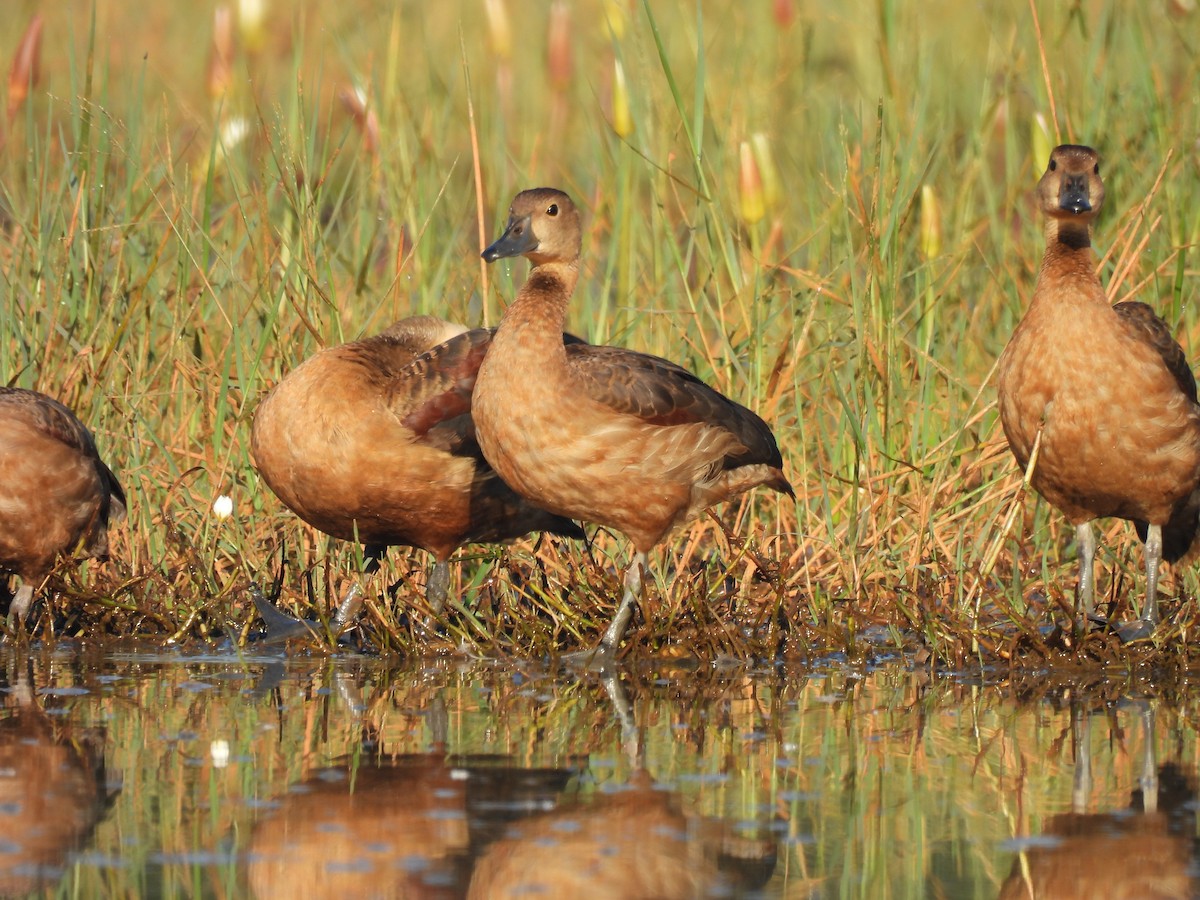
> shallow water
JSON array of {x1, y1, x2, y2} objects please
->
[{"x1": 0, "y1": 646, "x2": 1197, "y2": 899}]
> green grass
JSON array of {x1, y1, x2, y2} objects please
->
[{"x1": 2, "y1": 1, "x2": 1200, "y2": 663}]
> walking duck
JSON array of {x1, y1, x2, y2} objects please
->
[
  {"x1": 0, "y1": 388, "x2": 125, "y2": 629},
  {"x1": 473, "y1": 188, "x2": 793, "y2": 658},
  {"x1": 251, "y1": 315, "x2": 584, "y2": 613},
  {"x1": 996, "y1": 144, "x2": 1200, "y2": 635}
]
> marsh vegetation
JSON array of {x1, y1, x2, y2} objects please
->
[{"x1": 1, "y1": 1, "x2": 1199, "y2": 665}]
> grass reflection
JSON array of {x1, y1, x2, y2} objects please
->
[{"x1": 0, "y1": 651, "x2": 1191, "y2": 897}]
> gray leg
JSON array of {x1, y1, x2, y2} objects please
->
[
  {"x1": 601, "y1": 670, "x2": 640, "y2": 767},
  {"x1": 1139, "y1": 704, "x2": 1158, "y2": 814},
  {"x1": 332, "y1": 545, "x2": 386, "y2": 633},
  {"x1": 1075, "y1": 522, "x2": 1096, "y2": 628},
  {"x1": 1071, "y1": 703, "x2": 1091, "y2": 814},
  {"x1": 426, "y1": 560, "x2": 451, "y2": 614},
  {"x1": 561, "y1": 551, "x2": 648, "y2": 668},
  {"x1": 600, "y1": 550, "x2": 646, "y2": 653},
  {"x1": 333, "y1": 584, "x2": 364, "y2": 631},
  {"x1": 7, "y1": 583, "x2": 34, "y2": 633},
  {"x1": 1143, "y1": 523, "x2": 1162, "y2": 625},
  {"x1": 253, "y1": 586, "x2": 315, "y2": 642}
]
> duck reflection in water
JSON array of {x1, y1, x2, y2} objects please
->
[
  {"x1": 247, "y1": 677, "x2": 776, "y2": 899},
  {"x1": 247, "y1": 751, "x2": 578, "y2": 899},
  {"x1": 0, "y1": 665, "x2": 118, "y2": 895},
  {"x1": 466, "y1": 766, "x2": 777, "y2": 899},
  {"x1": 998, "y1": 703, "x2": 1198, "y2": 900},
  {"x1": 467, "y1": 672, "x2": 776, "y2": 899}
]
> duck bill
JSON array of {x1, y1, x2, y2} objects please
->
[
  {"x1": 481, "y1": 215, "x2": 538, "y2": 262},
  {"x1": 1059, "y1": 180, "x2": 1092, "y2": 215}
]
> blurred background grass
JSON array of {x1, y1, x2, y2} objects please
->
[{"x1": 1, "y1": 0, "x2": 1198, "y2": 658}]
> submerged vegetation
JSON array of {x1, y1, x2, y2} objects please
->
[{"x1": 1, "y1": 0, "x2": 1199, "y2": 665}]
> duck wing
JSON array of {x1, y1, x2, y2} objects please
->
[
  {"x1": 1114, "y1": 302, "x2": 1200, "y2": 562},
  {"x1": 397, "y1": 330, "x2": 589, "y2": 455},
  {"x1": 393, "y1": 328, "x2": 494, "y2": 455},
  {"x1": 565, "y1": 344, "x2": 787, "y2": 473},
  {"x1": 0, "y1": 387, "x2": 126, "y2": 526},
  {"x1": 1113, "y1": 301, "x2": 1198, "y2": 403}
]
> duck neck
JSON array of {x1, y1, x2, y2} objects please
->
[
  {"x1": 1036, "y1": 217, "x2": 1101, "y2": 299},
  {"x1": 505, "y1": 259, "x2": 579, "y2": 337}
]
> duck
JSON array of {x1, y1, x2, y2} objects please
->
[
  {"x1": 247, "y1": 751, "x2": 578, "y2": 899},
  {"x1": 250, "y1": 314, "x2": 585, "y2": 614},
  {"x1": 996, "y1": 144, "x2": 1200, "y2": 636},
  {"x1": 467, "y1": 768, "x2": 777, "y2": 899},
  {"x1": 473, "y1": 188, "x2": 794, "y2": 658},
  {"x1": 996, "y1": 704, "x2": 1195, "y2": 900},
  {"x1": 0, "y1": 387, "x2": 126, "y2": 629}
]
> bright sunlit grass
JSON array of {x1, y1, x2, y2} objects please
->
[{"x1": 1, "y1": 0, "x2": 1198, "y2": 663}]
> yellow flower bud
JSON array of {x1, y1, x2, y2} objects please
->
[
  {"x1": 603, "y1": 0, "x2": 627, "y2": 40},
  {"x1": 1031, "y1": 113, "x2": 1053, "y2": 174},
  {"x1": 751, "y1": 133, "x2": 780, "y2": 213},
  {"x1": 739, "y1": 141, "x2": 765, "y2": 225},
  {"x1": 611, "y1": 58, "x2": 633, "y2": 138},
  {"x1": 485, "y1": 0, "x2": 512, "y2": 61},
  {"x1": 919, "y1": 184, "x2": 941, "y2": 260}
]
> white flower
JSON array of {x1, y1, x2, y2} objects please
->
[
  {"x1": 210, "y1": 739, "x2": 230, "y2": 768},
  {"x1": 218, "y1": 117, "x2": 250, "y2": 155},
  {"x1": 213, "y1": 495, "x2": 234, "y2": 520}
]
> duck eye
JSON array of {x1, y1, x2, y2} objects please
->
[
  {"x1": 1094, "y1": 164, "x2": 1100, "y2": 174},
  {"x1": 547, "y1": 204, "x2": 559, "y2": 216},
  {"x1": 1048, "y1": 159, "x2": 1057, "y2": 171}
]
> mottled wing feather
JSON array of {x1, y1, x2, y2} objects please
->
[
  {"x1": 397, "y1": 329, "x2": 589, "y2": 454},
  {"x1": 392, "y1": 329, "x2": 493, "y2": 453},
  {"x1": 0, "y1": 387, "x2": 126, "y2": 557},
  {"x1": 1114, "y1": 302, "x2": 1200, "y2": 561},
  {"x1": 0, "y1": 387, "x2": 95, "y2": 455},
  {"x1": 565, "y1": 344, "x2": 786, "y2": 471},
  {"x1": 1113, "y1": 301, "x2": 1198, "y2": 403}
]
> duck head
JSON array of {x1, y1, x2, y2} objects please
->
[
  {"x1": 1038, "y1": 144, "x2": 1105, "y2": 221},
  {"x1": 482, "y1": 188, "x2": 581, "y2": 268}
]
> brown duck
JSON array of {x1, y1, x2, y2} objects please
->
[
  {"x1": 0, "y1": 388, "x2": 125, "y2": 628},
  {"x1": 473, "y1": 188, "x2": 794, "y2": 658},
  {"x1": 251, "y1": 315, "x2": 584, "y2": 612},
  {"x1": 997, "y1": 144, "x2": 1200, "y2": 634}
]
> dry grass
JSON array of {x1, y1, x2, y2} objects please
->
[{"x1": 1, "y1": 1, "x2": 1199, "y2": 666}]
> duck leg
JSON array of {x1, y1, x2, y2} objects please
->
[
  {"x1": 1141, "y1": 523, "x2": 1162, "y2": 626},
  {"x1": 1075, "y1": 521, "x2": 1096, "y2": 629},
  {"x1": 562, "y1": 551, "x2": 647, "y2": 669},
  {"x1": 332, "y1": 544, "x2": 387, "y2": 632},
  {"x1": 600, "y1": 551, "x2": 647, "y2": 653},
  {"x1": 255, "y1": 544, "x2": 387, "y2": 642},
  {"x1": 6, "y1": 583, "x2": 34, "y2": 633},
  {"x1": 1113, "y1": 525, "x2": 1162, "y2": 643},
  {"x1": 426, "y1": 560, "x2": 451, "y2": 614}
]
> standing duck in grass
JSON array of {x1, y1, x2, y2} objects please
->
[
  {"x1": 251, "y1": 314, "x2": 584, "y2": 615},
  {"x1": 473, "y1": 188, "x2": 793, "y2": 659},
  {"x1": 0, "y1": 388, "x2": 125, "y2": 629},
  {"x1": 996, "y1": 145, "x2": 1200, "y2": 637}
]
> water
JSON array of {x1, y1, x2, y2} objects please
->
[{"x1": 0, "y1": 646, "x2": 1195, "y2": 898}]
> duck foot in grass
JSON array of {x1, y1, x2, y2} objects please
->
[
  {"x1": 560, "y1": 560, "x2": 644, "y2": 671},
  {"x1": 1072, "y1": 609, "x2": 1158, "y2": 645},
  {"x1": 560, "y1": 640, "x2": 620, "y2": 672},
  {"x1": 1113, "y1": 617, "x2": 1158, "y2": 645},
  {"x1": 250, "y1": 585, "x2": 365, "y2": 645},
  {"x1": 251, "y1": 588, "x2": 313, "y2": 643}
]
